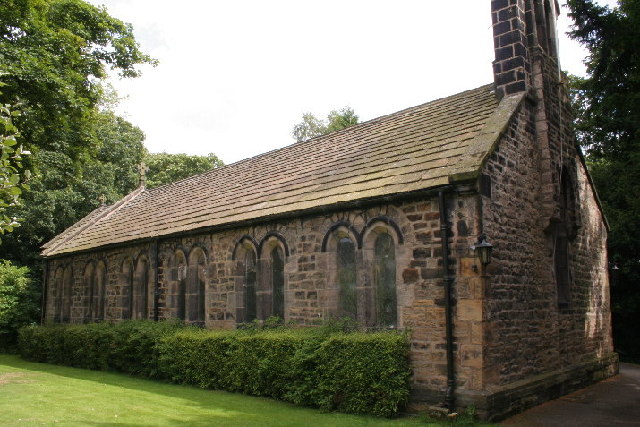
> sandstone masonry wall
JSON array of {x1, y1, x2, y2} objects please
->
[
  {"x1": 480, "y1": 88, "x2": 614, "y2": 393},
  {"x1": 44, "y1": 195, "x2": 483, "y2": 402}
]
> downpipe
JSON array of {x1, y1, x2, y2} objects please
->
[{"x1": 438, "y1": 190, "x2": 456, "y2": 411}]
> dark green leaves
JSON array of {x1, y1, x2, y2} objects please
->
[
  {"x1": 0, "y1": 99, "x2": 28, "y2": 236},
  {"x1": 567, "y1": 0, "x2": 640, "y2": 359}
]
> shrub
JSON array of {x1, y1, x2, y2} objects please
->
[
  {"x1": 314, "y1": 333, "x2": 411, "y2": 417},
  {"x1": 159, "y1": 327, "x2": 410, "y2": 416},
  {"x1": 18, "y1": 321, "x2": 411, "y2": 417},
  {"x1": 19, "y1": 320, "x2": 183, "y2": 377},
  {"x1": 108, "y1": 320, "x2": 184, "y2": 378},
  {"x1": 0, "y1": 261, "x2": 40, "y2": 351}
]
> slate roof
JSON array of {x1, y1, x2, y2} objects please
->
[{"x1": 42, "y1": 84, "x2": 525, "y2": 257}]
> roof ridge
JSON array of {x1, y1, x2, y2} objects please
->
[{"x1": 142, "y1": 83, "x2": 495, "y2": 196}]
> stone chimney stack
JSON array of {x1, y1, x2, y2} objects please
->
[{"x1": 491, "y1": 0, "x2": 560, "y2": 99}]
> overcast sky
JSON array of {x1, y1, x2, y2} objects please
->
[{"x1": 87, "y1": 0, "x2": 618, "y2": 165}]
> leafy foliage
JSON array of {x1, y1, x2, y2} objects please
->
[
  {"x1": 144, "y1": 152, "x2": 224, "y2": 189},
  {"x1": 567, "y1": 0, "x2": 640, "y2": 359},
  {"x1": 0, "y1": 110, "x2": 146, "y2": 266},
  {"x1": 0, "y1": 0, "x2": 156, "y2": 161},
  {"x1": 19, "y1": 321, "x2": 411, "y2": 417},
  {"x1": 292, "y1": 107, "x2": 359, "y2": 142},
  {"x1": 0, "y1": 0, "x2": 154, "y2": 266},
  {"x1": 0, "y1": 96, "x2": 28, "y2": 236},
  {"x1": 0, "y1": 261, "x2": 39, "y2": 350}
]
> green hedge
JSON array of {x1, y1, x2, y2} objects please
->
[
  {"x1": 18, "y1": 321, "x2": 183, "y2": 377},
  {"x1": 18, "y1": 322, "x2": 410, "y2": 417}
]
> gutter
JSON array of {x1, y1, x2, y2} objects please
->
[
  {"x1": 42, "y1": 183, "x2": 464, "y2": 260},
  {"x1": 439, "y1": 189, "x2": 456, "y2": 411}
]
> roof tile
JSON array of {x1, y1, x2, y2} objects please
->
[{"x1": 42, "y1": 84, "x2": 516, "y2": 257}]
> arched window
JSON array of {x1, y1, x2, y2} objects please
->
[
  {"x1": 271, "y1": 246, "x2": 285, "y2": 319},
  {"x1": 133, "y1": 256, "x2": 150, "y2": 319},
  {"x1": 92, "y1": 261, "x2": 107, "y2": 321},
  {"x1": 168, "y1": 250, "x2": 187, "y2": 320},
  {"x1": 120, "y1": 259, "x2": 133, "y2": 320},
  {"x1": 258, "y1": 233, "x2": 288, "y2": 321},
  {"x1": 62, "y1": 266, "x2": 73, "y2": 322},
  {"x1": 321, "y1": 222, "x2": 361, "y2": 320},
  {"x1": 337, "y1": 237, "x2": 357, "y2": 319},
  {"x1": 83, "y1": 263, "x2": 95, "y2": 322},
  {"x1": 187, "y1": 248, "x2": 206, "y2": 324},
  {"x1": 233, "y1": 237, "x2": 259, "y2": 324},
  {"x1": 374, "y1": 233, "x2": 397, "y2": 327},
  {"x1": 244, "y1": 250, "x2": 257, "y2": 322},
  {"x1": 362, "y1": 218, "x2": 402, "y2": 328},
  {"x1": 52, "y1": 268, "x2": 63, "y2": 322},
  {"x1": 555, "y1": 170, "x2": 575, "y2": 308}
]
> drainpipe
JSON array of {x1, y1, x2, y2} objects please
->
[
  {"x1": 41, "y1": 259, "x2": 49, "y2": 325},
  {"x1": 153, "y1": 239, "x2": 160, "y2": 321},
  {"x1": 438, "y1": 190, "x2": 456, "y2": 411}
]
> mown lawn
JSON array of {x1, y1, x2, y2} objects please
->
[{"x1": 0, "y1": 354, "x2": 429, "y2": 426}]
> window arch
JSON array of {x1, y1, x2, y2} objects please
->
[
  {"x1": 62, "y1": 266, "x2": 73, "y2": 322},
  {"x1": 363, "y1": 221, "x2": 400, "y2": 328},
  {"x1": 120, "y1": 258, "x2": 134, "y2": 320},
  {"x1": 186, "y1": 247, "x2": 207, "y2": 324},
  {"x1": 322, "y1": 223, "x2": 360, "y2": 320},
  {"x1": 233, "y1": 237, "x2": 258, "y2": 324},
  {"x1": 259, "y1": 234, "x2": 288, "y2": 321},
  {"x1": 133, "y1": 255, "x2": 150, "y2": 319}
]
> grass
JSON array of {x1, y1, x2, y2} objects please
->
[{"x1": 0, "y1": 354, "x2": 432, "y2": 426}]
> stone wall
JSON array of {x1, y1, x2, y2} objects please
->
[
  {"x1": 44, "y1": 194, "x2": 482, "y2": 404},
  {"x1": 478, "y1": 87, "x2": 616, "y2": 419}
]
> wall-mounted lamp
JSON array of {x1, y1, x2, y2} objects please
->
[{"x1": 471, "y1": 234, "x2": 493, "y2": 267}]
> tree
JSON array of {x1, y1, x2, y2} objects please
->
[
  {"x1": 0, "y1": 0, "x2": 156, "y2": 164},
  {"x1": 292, "y1": 107, "x2": 359, "y2": 142},
  {"x1": 567, "y1": 0, "x2": 640, "y2": 360},
  {"x1": 0, "y1": 110, "x2": 147, "y2": 266},
  {"x1": 144, "y1": 152, "x2": 224, "y2": 189},
  {"x1": 0, "y1": 260, "x2": 38, "y2": 350},
  {"x1": 0, "y1": 0, "x2": 154, "y2": 265},
  {"x1": 0, "y1": 95, "x2": 28, "y2": 237}
]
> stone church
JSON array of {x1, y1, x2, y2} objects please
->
[{"x1": 41, "y1": 0, "x2": 617, "y2": 419}]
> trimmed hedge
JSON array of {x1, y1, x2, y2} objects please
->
[
  {"x1": 18, "y1": 322, "x2": 410, "y2": 417},
  {"x1": 18, "y1": 321, "x2": 183, "y2": 377}
]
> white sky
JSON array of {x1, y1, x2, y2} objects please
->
[{"x1": 87, "y1": 0, "x2": 618, "y2": 165}]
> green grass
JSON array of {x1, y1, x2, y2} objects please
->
[{"x1": 0, "y1": 354, "x2": 428, "y2": 426}]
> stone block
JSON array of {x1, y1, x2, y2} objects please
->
[
  {"x1": 459, "y1": 257, "x2": 478, "y2": 277},
  {"x1": 458, "y1": 299, "x2": 482, "y2": 321}
]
